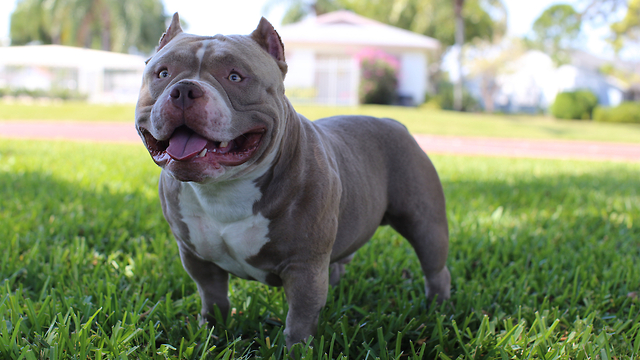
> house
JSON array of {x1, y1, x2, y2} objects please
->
[
  {"x1": 277, "y1": 11, "x2": 440, "y2": 106},
  {"x1": 0, "y1": 45, "x2": 146, "y2": 103},
  {"x1": 469, "y1": 50, "x2": 630, "y2": 113}
]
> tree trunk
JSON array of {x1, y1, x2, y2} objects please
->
[
  {"x1": 96, "y1": 0, "x2": 112, "y2": 51},
  {"x1": 100, "y1": 10, "x2": 112, "y2": 51},
  {"x1": 77, "y1": 12, "x2": 94, "y2": 48},
  {"x1": 481, "y1": 75, "x2": 496, "y2": 113},
  {"x1": 453, "y1": 0, "x2": 465, "y2": 111}
]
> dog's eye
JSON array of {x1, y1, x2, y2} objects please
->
[
  {"x1": 228, "y1": 72, "x2": 243, "y2": 82},
  {"x1": 158, "y1": 70, "x2": 170, "y2": 79}
]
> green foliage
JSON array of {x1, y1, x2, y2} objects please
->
[
  {"x1": 429, "y1": 81, "x2": 480, "y2": 112},
  {"x1": 270, "y1": 0, "x2": 506, "y2": 47},
  {"x1": 9, "y1": 0, "x2": 52, "y2": 45},
  {"x1": 277, "y1": 0, "x2": 342, "y2": 25},
  {"x1": 528, "y1": 4, "x2": 582, "y2": 65},
  {"x1": 0, "y1": 87, "x2": 88, "y2": 101},
  {"x1": 280, "y1": 2, "x2": 310, "y2": 25},
  {"x1": 599, "y1": 62, "x2": 640, "y2": 88},
  {"x1": 337, "y1": 0, "x2": 505, "y2": 47},
  {"x1": 358, "y1": 50, "x2": 398, "y2": 105},
  {"x1": 610, "y1": 0, "x2": 640, "y2": 53},
  {"x1": 551, "y1": 90, "x2": 599, "y2": 120},
  {"x1": 1, "y1": 139, "x2": 639, "y2": 358},
  {"x1": 594, "y1": 102, "x2": 640, "y2": 123},
  {"x1": 10, "y1": 0, "x2": 167, "y2": 53}
]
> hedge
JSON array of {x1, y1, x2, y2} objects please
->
[
  {"x1": 424, "y1": 81, "x2": 481, "y2": 112},
  {"x1": 551, "y1": 90, "x2": 598, "y2": 120},
  {"x1": 593, "y1": 102, "x2": 640, "y2": 123}
]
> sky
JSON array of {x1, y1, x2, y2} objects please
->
[{"x1": 0, "y1": 0, "x2": 627, "y2": 59}]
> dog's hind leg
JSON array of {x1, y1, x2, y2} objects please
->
[
  {"x1": 385, "y1": 155, "x2": 451, "y2": 304},
  {"x1": 388, "y1": 212, "x2": 451, "y2": 304},
  {"x1": 389, "y1": 211, "x2": 451, "y2": 304}
]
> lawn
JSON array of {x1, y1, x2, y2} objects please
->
[
  {"x1": 2, "y1": 101, "x2": 640, "y2": 143},
  {"x1": 0, "y1": 101, "x2": 135, "y2": 122},
  {"x1": 1, "y1": 139, "x2": 638, "y2": 359}
]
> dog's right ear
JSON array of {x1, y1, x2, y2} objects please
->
[{"x1": 158, "y1": 12, "x2": 183, "y2": 51}]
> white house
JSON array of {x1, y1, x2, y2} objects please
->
[
  {"x1": 0, "y1": 45, "x2": 146, "y2": 103},
  {"x1": 277, "y1": 11, "x2": 440, "y2": 106},
  {"x1": 470, "y1": 50, "x2": 628, "y2": 113}
]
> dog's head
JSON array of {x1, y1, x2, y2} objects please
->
[{"x1": 135, "y1": 13, "x2": 289, "y2": 183}]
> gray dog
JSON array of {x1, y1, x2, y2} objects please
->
[{"x1": 135, "y1": 13, "x2": 450, "y2": 347}]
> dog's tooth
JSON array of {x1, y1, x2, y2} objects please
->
[
  {"x1": 198, "y1": 148, "x2": 207, "y2": 158},
  {"x1": 220, "y1": 141, "x2": 229, "y2": 148}
]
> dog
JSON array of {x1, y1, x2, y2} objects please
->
[{"x1": 135, "y1": 13, "x2": 450, "y2": 347}]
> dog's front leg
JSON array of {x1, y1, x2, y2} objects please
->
[
  {"x1": 178, "y1": 243, "x2": 230, "y2": 325},
  {"x1": 281, "y1": 260, "x2": 330, "y2": 347}
]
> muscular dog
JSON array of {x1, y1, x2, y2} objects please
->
[{"x1": 135, "y1": 13, "x2": 450, "y2": 347}]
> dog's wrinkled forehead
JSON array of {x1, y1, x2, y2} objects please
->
[
  {"x1": 146, "y1": 33, "x2": 282, "y2": 84},
  {"x1": 145, "y1": 13, "x2": 287, "y2": 81}
]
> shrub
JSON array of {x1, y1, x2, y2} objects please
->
[
  {"x1": 0, "y1": 87, "x2": 87, "y2": 101},
  {"x1": 358, "y1": 49, "x2": 398, "y2": 105},
  {"x1": 593, "y1": 102, "x2": 640, "y2": 123},
  {"x1": 428, "y1": 81, "x2": 481, "y2": 112},
  {"x1": 551, "y1": 90, "x2": 598, "y2": 120}
]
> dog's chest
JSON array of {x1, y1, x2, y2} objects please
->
[{"x1": 178, "y1": 180, "x2": 271, "y2": 283}]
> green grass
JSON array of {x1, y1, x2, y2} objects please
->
[
  {"x1": 0, "y1": 101, "x2": 135, "y2": 122},
  {"x1": 3, "y1": 101, "x2": 640, "y2": 143},
  {"x1": 1, "y1": 139, "x2": 639, "y2": 359},
  {"x1": 294, "y1": 105, "x2": 640, "y2": 143}
]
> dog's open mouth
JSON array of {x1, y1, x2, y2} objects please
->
[{"x1": 142, "y1": 126, "x2": 265, "y2": 166}]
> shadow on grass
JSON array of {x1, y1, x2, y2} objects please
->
[
  {"x1": 1, "y1": 159, "x2": 638, "y2": 358},
  {"x1": 0, "y1": 169, "x2": 189, "y2": 304}
]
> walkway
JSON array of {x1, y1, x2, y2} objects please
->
[{"x1": 1, "y1": 121, "x2": 639, "y2": 162}]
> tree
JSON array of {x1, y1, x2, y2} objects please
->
[
  {"x1": 466, "y1": 37, "x2": 525, "y2": 112},
  {"x1": 453, "y1": 0, "x2": 465, "y2": 111},
  {"x1": 528, "y1": 0, "x2": 634, "y2": 63},
  {"x1": 10, "y1": 0, "x2": 167, "y2": 54},
  {"x1": 527, "y1": 4, "x2": 582, "y2": 65},
  {"x1": 263, "y1": 0, "x2": 341, "y2": 24},
  {"x1": 610, "y1": 0, "x2": 640, "y2": 53},
  {"x1": 329, "y1": 0, "x2": 506, "y2": 48},
  {"x1": 580, "y1": 0, "x2": 627, "y2": 24}
]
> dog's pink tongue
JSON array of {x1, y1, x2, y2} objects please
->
[{"x1": 166, "y1": 128, "x2": 208, "y2": 161}]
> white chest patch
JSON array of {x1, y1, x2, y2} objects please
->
[{"x1": 178, "y1": 178, "x2": 271, "y2": 283}]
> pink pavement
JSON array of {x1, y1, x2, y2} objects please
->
[{"x1": 1, "y1": 121, "x2": 639, "y2": 162}]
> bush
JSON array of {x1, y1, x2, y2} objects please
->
[
  {"x1": 427, "y1": 81, "x2": 481, "y2": 112},
  {"x1": 0, "y1": 87, "x2": 87, "y2": 101},
  {"x1": 551, "y1": 90, "x2": 598, "y2": 120},
  {"x1": 593, "y1": 102, "x2": 640, "y2": 123},
  {"x1": 358, "y1": 49, "x2": 398, "y2": 105}
]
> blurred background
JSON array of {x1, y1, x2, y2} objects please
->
[{"x1": 0, "y1": 0, "x2": 638, "y2": 121}]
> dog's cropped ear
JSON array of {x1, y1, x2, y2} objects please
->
[
  {"x1": 251, "y1": 17, "x2": 288, "y2": 77},
  {"x1": 158, "y1": 12, "x2": 183, "y2": 51}
]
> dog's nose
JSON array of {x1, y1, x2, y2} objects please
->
[{"x1": 169, "y1": 83, "x2": 204, "y2": 110}]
